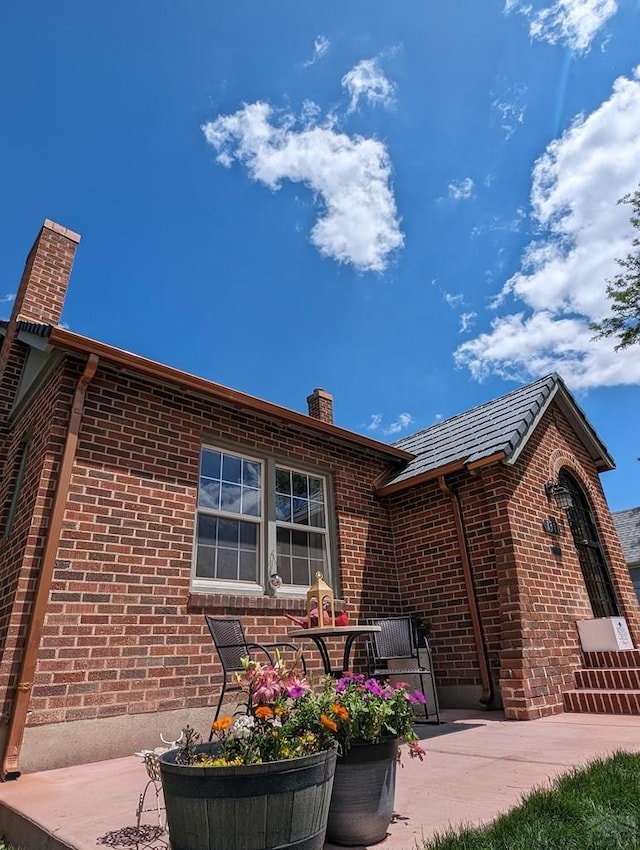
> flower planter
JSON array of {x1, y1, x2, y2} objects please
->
[
  {"x1": 159, "y1": 743, "x2": 337, "y2": 850},
  {"x1": 326, "y1": 736, "x2": 399, "y2": 846}
]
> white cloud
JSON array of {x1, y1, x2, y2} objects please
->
[
  {"x1": 384, "y1": 412, "x2": 415, "y2": 435},
  {"x1": 443, "y1": 291, "x2": 464, "y2": 308},
  {"x1": 456, "y1": 66, "x2": 640, "y2": 390},
  {"x1": 365, "y1": 413, "x2": 382, "y2": 431},
  {"x1": 448, "y1": 177, "x2": 474, "y2": 200},
  {"x1": 505, "y1": 0, "x2": 618, "y2": 52},
  {"x1": 202, "y1": 102, "x2": 403, "y2": 272},
  {"x1": 303, "y1": 35, "x2": 330, "y2": 67},
  {"x1": 459, "y1": 312, "x2": 477, "y2": 333},
  {"x1": 0, "y1": 292, "x2": 15, "y2": 303},
  {"x1": 492, "y1": 84, "x2": 527, "y2": 139},
  {"x1": 342, "y1": 59, "x2": 395, "y2": 113}
]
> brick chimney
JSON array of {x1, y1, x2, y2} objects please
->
[
  {"x1": 0, "y1": 220, "x2": 81, "y2": 454},
  {"x1": 10, "y1": 219, "x2": 81, "y2": 327},
  {"x1": 307, "y1": 388, "x2": 333, "y2": 424}
]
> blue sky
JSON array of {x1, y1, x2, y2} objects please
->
[{"x1": 1, "y1": 1, "x2": 639, "y2": 510}]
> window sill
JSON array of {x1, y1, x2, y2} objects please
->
[{"x1": 187, "y1": 590, "x2": 345, "y2": 615}]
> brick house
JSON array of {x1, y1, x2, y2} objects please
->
[{"x1": 1, "y1": 221, "x2": 638, "y2": 778}]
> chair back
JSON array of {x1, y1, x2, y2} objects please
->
[
  {"x1": 205, "y1": 616, "x2": 249, "y2": 672},
  {"x1": 368, "y1": 617, "x2": 418, "y2": 661}
]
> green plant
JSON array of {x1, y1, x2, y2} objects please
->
[
  {"x1": 420, "y1": 751, "x2": 640, "y2": 850},
  {"x1": 320, "y1": 672, "x2": 426, "y2": 760}
]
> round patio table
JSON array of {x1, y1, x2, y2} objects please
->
[{"x1": 288, "y1": 624, "x2": 381, "y2": 677}]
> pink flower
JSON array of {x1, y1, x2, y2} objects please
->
[
  {"x1": 409, "y1": 741, "x2": 427, "y2": 761},
  {"x1": 286, "y1": 676, "x2": 310, "y2": 699},
  {"x1": 251, "y1": 667, "x2": 284, "y2": 704}
]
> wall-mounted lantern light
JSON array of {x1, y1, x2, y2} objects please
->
[{"x1": 544, "y1": 480, "x2": 573, "y2": 510}]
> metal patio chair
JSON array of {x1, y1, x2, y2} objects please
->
[
  {"x1": 366, "y1": 616, "x2": 440, "y2": 724},
  {"x1": 205, "y1": 616, "x2": 306, "y2": 737}
]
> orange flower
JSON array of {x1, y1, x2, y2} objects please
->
[
  {"x1": 320, "y1": 713, "x2": 338, "y2": 732},
  {"x1": 255, "y1": 705, "x2": 273, "y2": 719},
  {"x1": 274, "y1": 706, "x2": 285, "y2": 716},
  {"x1": 331, "y1": 703, "x2": 349, "y2": 721},
  {"x1": 212, "y1": 716, "x2": 233, "y2": 731}
]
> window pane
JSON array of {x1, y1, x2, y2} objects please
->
[
  {"x1": 221, "y1": 454, "x2": 242, "y2": 484},
  {"x1": 196, "y1": 546, "x2": 216, "y2": 578},
  {"x1": 239, "y1": 521, "x2": 257, "y2": 547},
  {"x1": 292, "y1": 473, "x2": 308, "y2": 498},
  {"x1": 308, "y1": 477, "x2": 323, "y2": 501},
  {"x1": 292, "y1": 498, "x2": 309, "y2": 525},
  {"x1": 243, "y1": 461, "x2": 261, "y2": 488},
  {"x1": 242, "y1": 487, "x2": 260, "y2": 517},
  {"x1": 217, "y1": 548, "x2": 238, "y2": 580},
  {"x1": 277, "y1": 526, "x2": 291, "y2": 554},
  {"x1": 277, "y1": 554, "x2": 292, "y2": 584},
  {"x1": 292, "y1": 557, "x2": 310, "y2": 586},
  {"x1": 198, "y1": 478, "x2": 220, "y2": 510},
  {"x1": 276, "y1": 468, "x2": 291, "y2": 495},
  {"x1": 276, "y1": 494, "x2": 292, "y2": 522},
  {"x1": 220, "y1": 483, "x2": 242, "y2": 513},
  {"x1": 239, "y1": 550, "x2": 258, "y2": 582},
  {"x1": 308, "y1": 532, "x2": 325, "y2": 560},
  {"x1": 308, "y1": 501, "x2": 325, "y2": 528},
  {"x1": 292, "y1": 529, "x2": 308, "y2": 559},
  {"x1": 201, "y1": 449, "x2": 221, "y2": 480},
  {"x1": 218, "y1": 518, "x2": 239, "y2": 545},
  {"x1": 197, "y1": 515, "x2": 217, "y2": 546}
]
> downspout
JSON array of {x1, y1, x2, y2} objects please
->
[
  {"x1": 1, "y1": 354, "x2": 99, "y2": 780},
  {"x1": 438, "y1": 475, "x2": 494, "y2": 706}
]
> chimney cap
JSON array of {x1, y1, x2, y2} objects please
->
[{"x1": 43, "y1": 219, "x2": 81, "y2": 244}]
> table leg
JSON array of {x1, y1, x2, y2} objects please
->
[
  {"x1": 342, "y1": 634, "x2": 362, "y2": 674},
  {"x1": 308, "y1": 636, "x2": 332, "y2": 675}
]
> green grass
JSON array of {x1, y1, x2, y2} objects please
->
[{"x1": 420, "y1": 751, "x2": 640, "y2": 850}]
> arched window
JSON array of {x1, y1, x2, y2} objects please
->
[{"x1": 559, "y1": 470, "x2": 619, "y2": 618}]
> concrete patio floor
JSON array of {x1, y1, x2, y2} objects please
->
[{"x1": 1, "y1": 709, "x2": 639, "y2": 850}]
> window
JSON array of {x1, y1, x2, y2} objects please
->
[
  {"x1": 560, "y1": 470, "x2": 619, "y2": 618},
  {"x1": 275, "y1": 467, "x2": 329, "y2": 587},
  {"x1": 193, "y1": 446, "x2": 332, "y2": 595}
]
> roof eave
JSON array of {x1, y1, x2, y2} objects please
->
[
  {"x1": 47, "y1": 326, "x2": 413, "y2": 463},
  {"x1": 375, "y1": 451, "x2": 506, "y2": 497},
  {"x1": 503, "y1": 380, "x2": 615, "y2": 472}
]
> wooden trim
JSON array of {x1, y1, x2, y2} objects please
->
[
  {"x1": 375, "y1": 461, "x2": 465, "y2": 496},
  {"x1": 375, "y1": 452, "x2": 507, "y2": 496},
  {"x1": 466, "y1": 451, "x2": 507, "y2": 471},
  {"x1": 48, "y1": 328, "x2": 412, "y2": 463}
]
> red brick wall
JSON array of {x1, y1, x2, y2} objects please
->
[
  {"x1": 386, "y1": 471, "x2": 501, "y2": 696},
  {"x1": 386, "y1": 401, "x2": 639, "y2": 720},
  {"x1": 496, "y1": 403, "x2": 640, "y2": 719},
  {"x1": 0, "y1": 364, "x2": 75, "y2": 718},
  {"x1": 24, "y1": 360, "x2": 402, "y2": 727}
]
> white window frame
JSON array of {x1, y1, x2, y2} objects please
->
[{"x1": 192, "y1": 444, "x2": 334, "y2": 597}]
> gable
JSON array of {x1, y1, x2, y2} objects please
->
[{"x1": 378, "y1": 373, "x2": 614, "y2": 495}]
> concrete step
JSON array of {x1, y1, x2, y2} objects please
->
[
  {"x1": 583, "y1": 649, "x2": 640, "y2": 669},
  {"x1": 563, "y1": 688, "x2": 640, "y2": 715},
  {"x1": 574, "y1": 667, "x2": 640, "y2": 690}
]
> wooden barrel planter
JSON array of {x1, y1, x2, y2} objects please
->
[
  {"x1": 326, "y1": 736, "x2": 399, "y2": 846},
  {"x1": 159, "y1": 743, "x2": 337, "y2": 850}
]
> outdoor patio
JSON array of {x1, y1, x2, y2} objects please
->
[{"x1": 1, "y1": 708, "x2": 639, "y2": 850}]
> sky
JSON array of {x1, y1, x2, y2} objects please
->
[{"x1": 0, "y1": 1, "x2": 638, "y2": 511}]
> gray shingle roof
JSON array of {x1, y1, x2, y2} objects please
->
[
  {"x1": 612, "y1": 507, "x2": 640, "y2": 566},
  {"x1": 383, "y1": 373, "x2": 614, "y2": 489}
]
